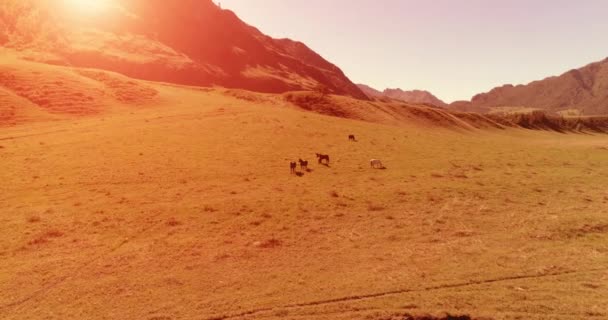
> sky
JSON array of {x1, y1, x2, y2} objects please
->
[{"x1": 219, "y1": 0, "x2": 608, "y2": 102}]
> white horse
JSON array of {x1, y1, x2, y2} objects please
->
[{"x1": 370, "y1": 159, "x2": 384, "y2": 169}]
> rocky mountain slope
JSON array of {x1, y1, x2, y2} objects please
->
[
  {"x1": 357, "y1": 84, "x2": 446, "y2": 107},
  {"x1": 450, "y1": 57, "x2": 608, "y2": 114},
  {"x1": 0, "y1": 0, "x2": 367, "y2": 99}
]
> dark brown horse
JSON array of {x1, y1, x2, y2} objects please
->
[
  {"x1": 348, "y1": 134, "x2": 356, "y2": 141},
  {"x1": 290, "y1": 161, "x2": 297, "y2": 173},
  {"x1": 316, "y1": 153, "x2": 330, "y2": 164},
  {"x1": 298, "y1": 159, "x2": 308, "y2": 170}
]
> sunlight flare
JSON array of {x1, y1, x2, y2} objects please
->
[{"x1": 62, "y1": 0, "x2": 115, "y2": 15}]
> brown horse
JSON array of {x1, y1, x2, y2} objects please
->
[
  {"x1": 298, "y1": 159, "x2": 308, "y2": 170},
  {"x1": 316, "y1": 153, "x2": 330, "y2": 164},
  {"x1": 290, "y1": 161, "x2": 297, "y2": 173}
]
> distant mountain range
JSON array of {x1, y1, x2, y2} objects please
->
[
  {"x1": 360, "y1": 57, "x2": 608, "y2": 115},
  {"x1": 450, "y1": 58, "x2": 608, "y2": 115},
  {"x1": 357, "y1": 84, "x2": 447, "y2": 107},
  {"x1": 0, "y1": 0, "x2": 367, "y2": 99}
]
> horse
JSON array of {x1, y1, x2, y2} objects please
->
[
  {"x1": 298, "y1": 159, "x2": 308, "y2": 170},
  {"x1": 348, "y1": 134, "x2": 356, "y2": 141},
  {"x1": 290, "y1": 161, "x2": 297, "y2": 173},
  {"x1": 370, "y1": 159, "x2": 384, "y2": 169},
  {"x1": 316, "y1": 153, "x2": 330, "y2": 164}
]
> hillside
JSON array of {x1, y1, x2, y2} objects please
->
[
  {"x1": 3, "y1": 50, "x2": 608, "y2": 135},
  {"x1": 357, "y1": 83, "x2": 384, "y2": 97},
  {"x1": 0, "y1": 51, "x2": 161, "y2": 125},
  {"x1": 0, "y1": 0, "x2": 367, "y2": 99},
  {"x1": 358, "y1": 84, "x2": 447, "y2": 107},
  {"x1": 0, "y1": 51, "x2": 476, "y2": 129},
  {"x1": 450, "y1": 57, "x2": 608, "y2": 114}
]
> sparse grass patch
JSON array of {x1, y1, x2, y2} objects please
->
[
  {"x1": 253, "y1": 238, "x2": 282, "y2": 249},
  {"x1": 563, "y1": 223, "x2": 608, "y2": 239},
  {"x1": 28, "y1": 229, "x2": 64, "y2": 246},
  {"x1": 453, "y1": 230, "x2": 474, "y2": 237},
  {"x1": 273, "y1": 309, "x2": 289, "y2": 317},
  {"x1": 44, "y1": 230, "x2": 63, "y2": 238},
  {"x1": 582, "y1": 283, "x2": 601, "y2": 289},
  {"x1": 387, "y1": 234, "x2": 400, "y2": 242},
  {"x1": 27, "y1": 215, "x2": 41, "y2": 223},
  {"x1": 250, "y1": 220, "x2": 263, "y2": 226},
  {"x1": 368, "y1": 204, "x2": 386, "y2": 211},
  {"x1": 203, "y1": 205, "x2": 217, "y2": 212},
  {"x1": 453, "y1": 173, "x2": 468, "y2": 179},
  {"x1": 213, "y1": 253, "x2": 230, "y2": 261},
  {"x1": 401, "y1": 304, "x2": 419, "y2": 310},
  {"x1": 335, "y1": 201, "x2": 349, "y2": 207},
  {"x1": 166, "y1": 218, "x2": 181, "y2": 227},
  {"x1": 28, "y1": 237, "x2": 49, "y2": 246}
]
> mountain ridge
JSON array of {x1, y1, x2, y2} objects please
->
[
  {"x1": 357, "y1": 84, "x2": 447, "y2": 107},
  {"x1": 0, "y1": 0, "x2": 367, "y2": 99},
  {"x1": 450, "y1": 57, "x2": 608, "y2": 114}
]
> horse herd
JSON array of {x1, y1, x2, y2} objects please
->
[{"x1": 289, "y1": 134, "x2": 384, "y2": 174}]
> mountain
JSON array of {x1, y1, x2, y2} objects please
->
[
  {"x1": 357, "y1": 84, "x2": 446, "y2": 107},
  {"x1": 382, "y1": 88, "x2": 447, "y2": 107},
  {"x1": 0, "y1": 0, "x2": 367, "y2": 99},
  {"x1": 357, "y1": 84, "x2": 384, "y2": 97},
  {"x1": 450, "y1": 57, "x2": 608, "y2": 114}
]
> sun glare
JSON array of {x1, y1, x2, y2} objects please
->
[{"x1": 62, "y1": 0, "x2": 115, "y2": 15}]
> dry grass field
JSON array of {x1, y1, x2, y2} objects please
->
[{"x1": 1, "y1": 69, "x2": 608, "y2": 320}]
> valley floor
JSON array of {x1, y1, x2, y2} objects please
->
[{"x1": 1, "y1": 88, "x2": 607, "y2": 320}]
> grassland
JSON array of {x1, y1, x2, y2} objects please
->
[{"x1": 1, "y1": 75, "x2": 608, "y2": 320}]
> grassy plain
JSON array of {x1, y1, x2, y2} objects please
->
[{"x1": 1, "y1": 62, "x2": 607, "y2": 319}]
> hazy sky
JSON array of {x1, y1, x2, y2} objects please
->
[{"x1": 219, "y1": 0, "x2": 608, "y2": 102}]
